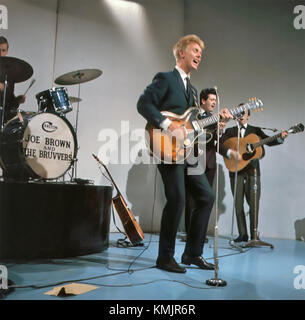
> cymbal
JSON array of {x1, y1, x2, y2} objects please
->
[
  {"x1": 69, "y1": 96, "x2": 82, "y2": 103},
  {"x1": 0, "y1": 56, "x2": 33, "y2": 83},
  {"x1": 55, "y1": 69, "x2": 102, "y2": 85}
]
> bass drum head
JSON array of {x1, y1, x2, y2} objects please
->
[{"x1": 22, "y1": 112, "x2": 77, "y2": 179}]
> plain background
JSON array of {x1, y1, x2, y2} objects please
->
[{"x1": 0, "y1": 0, "x2": 304, "y2": 240}]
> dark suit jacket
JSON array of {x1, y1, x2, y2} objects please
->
[
  {"x1": 198, "y1": 111, "x2": 228, "y2": 169},
  {"x1": 137, "y1": 68, "x2": 197, "y2": 128},
  {"x1": 221, "y1": 124, "x2": 283, "y2": 176}
]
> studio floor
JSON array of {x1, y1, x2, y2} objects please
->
[{"x1": 1, "y1": 232, "x2": 305, "y2": 302}]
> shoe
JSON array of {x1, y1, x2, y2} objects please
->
[
  {"x1": 181, "y1": 253, "x2": 215, "y2": 270},
  {"x1": 233, "y1": 235, "x2": 248, "y2": 242},
  {"x1": 156, "y1": 257, "x2": 186, "y2": 273}
]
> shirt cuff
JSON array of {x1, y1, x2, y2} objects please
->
[{"x1": 160, "y1": 118, "x2": 172, "y2": 130}]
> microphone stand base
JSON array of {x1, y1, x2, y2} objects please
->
[
  {"x1": 206, "y1": 278, "x2": 227, "y2": 287},
  {"x1": 242, "y1": 239, "x2": 274, "y2": 249},
  {"x1": 229, "y1": 239, "x2": 245, "y2": 252}
]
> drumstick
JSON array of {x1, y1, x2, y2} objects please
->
[
  {"x1": 17, "y1": 110, "x2": 24, "y2": 124},
  {"x1": 23, "y1": 79, "x2": 36, "y2": 96}
]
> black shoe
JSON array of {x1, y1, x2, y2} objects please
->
[
  {"x1": 156, "y1": 257, "x2": 186, "y2": 273},
  {"x1": 181, "y1": 253, "x2": 215, "y2": 270},
  {"x1": 233, "y1": 235, "x2": 248, "y2": 243}
]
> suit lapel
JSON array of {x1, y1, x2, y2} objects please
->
[{"x1": 173, "y1": 68, "x2": 189, "y2": 102}]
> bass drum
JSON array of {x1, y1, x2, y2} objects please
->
[{"x1": 0, "y1": 112, "x2": 77, "y2": 180}]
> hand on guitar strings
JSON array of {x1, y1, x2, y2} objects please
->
[
  {"x1": 229, "y1": 149, "x2": 242, "y2": 161},
  {"x1": 168, "y1": 121, "x2": 186, "y2": 141}
]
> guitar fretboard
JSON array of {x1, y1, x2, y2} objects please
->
[
  {"x1": 197, "y1": 101, "x2": 262, "y2": 129},
  {"x1": 252, "y1": 133, "x2": 282, "y2": 149}
]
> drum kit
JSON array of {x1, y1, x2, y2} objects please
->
[{"x1": 0, "y1": 56, "x2": 102, "y2": 182}]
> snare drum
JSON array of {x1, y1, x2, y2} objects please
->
[
  {"x1": 0, "y1": 112, "x2": 77, "y2": 180},
  {"x1": 36, "y1": 87, "x2": 72, "y2": 114}
]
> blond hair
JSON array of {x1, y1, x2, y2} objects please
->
[{"x1": 173, "y1": 34, "x2": 204, "y2": 61}]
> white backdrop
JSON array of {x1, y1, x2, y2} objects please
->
[{"x1": 1, "y1": 0, "x2": 304, "y2": 239}]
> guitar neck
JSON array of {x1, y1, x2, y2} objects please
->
[
  {"x1": 197, "y1": 102, "x2": 258, "y2": 129},
  {"x1": 92, "y1": 154, "x2": 121, "y2": 196},
  {"x1": 252, "y1": 133, "x2": 282, "y2": 149}
]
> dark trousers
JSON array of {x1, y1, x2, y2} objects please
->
[
  {"x1": 229, "y1": 171, "x2": 261, "y2": 238},
  {"x1": 157, "y1": 163, "x2": 215, "y2": 259},
  {"x1": 185, "y1": 166, "x2": 215, "y2": 234}
]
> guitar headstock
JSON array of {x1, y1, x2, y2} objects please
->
[
  {"x1": 288, "y1": 123, "x2": 304, "y2": 134},
  {"x1": 248, "y1": 97, "x2": 264, "y2": 113}
]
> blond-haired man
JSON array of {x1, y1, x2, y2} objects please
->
[{"x1": 137, "y1": 35, "x2": 232, "y2": 273}]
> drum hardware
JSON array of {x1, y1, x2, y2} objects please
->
[
  {"x1": 0, "y1": 74, "x2": 8, "y2": 130},
  {"x1": 69, "y1": 96, "x2": 82, "y2": 104},
  {"x1": 54, "y1": 68, "x2": 102, "y2": 181}
]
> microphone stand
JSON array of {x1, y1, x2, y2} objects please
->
[
  {"x1": 228, "y1": 120, "x2": 244, "y2": 252},
  {"x1": 242, "y1": 167, "x2": 274, "y2": 249},
  {"x1": 206, "y1": 87, "x2": 227, "y2": 287}
]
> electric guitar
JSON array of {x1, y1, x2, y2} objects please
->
[
  {"x1": 92, "y1": 154, "x2": 144, "y2": 244},
  {"x1": 145, "y1": 98, "x2": 264, "y2": 164},
  {"x1": 222, "y1": 123, "x2": 304, "y2": 172}
]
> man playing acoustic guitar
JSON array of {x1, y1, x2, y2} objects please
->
[{"x1": 221, "y1": 108, "x2": 288, "y2": 242}]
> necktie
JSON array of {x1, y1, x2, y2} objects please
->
[
  {"x1": 185, "y1": 77, "x2": 192, "y2": 105},
  {"x1": 185, "y1": 77, "x2": 199, "y2": 108}
]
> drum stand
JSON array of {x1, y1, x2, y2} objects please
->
[
  {"x1": 0, "y1": 75, "x2": 8, "y2": 131},
  {"x1": 242, "y1": 168, "x2": 274, "y2": 249},
  {"x1": 70, "y1": 83, "x2": 81, "y2": 181}
]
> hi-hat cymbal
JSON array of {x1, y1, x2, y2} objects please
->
[
  {"x1": 0, "y1": 56, "x2": 33, "y2": 83},
  {"x1": 55, "y1": 69, "x2": 102, "y2": 85},
  {"x1": 69, "y1": 96, "x2": 82, "y2": 103}
]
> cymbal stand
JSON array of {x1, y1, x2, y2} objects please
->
[
  {"x1": 70, "y1": 82, "x2": 81, "y2": 181},
  {"x1": 0, "y1": 75, "x2": 8, "y2": 131},
  {"x1": 228, "y1": 120, "x2": 244, "y2": 252},
  {"x1": 206, "y1": 86, "x2": 227, "y2": 287},
  {"x1": 242, "y1": 168, "x2": 274, "y2": 249}
]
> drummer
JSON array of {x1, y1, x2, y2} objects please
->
[{"x1": 0, "y1": 36, "x2": 26, "y2": 123}]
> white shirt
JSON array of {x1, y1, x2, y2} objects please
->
[
  {"x1": 240, "y1": 123, "x2": 247, "y2": 138},
  {"x1": 160, "y1": 66, "x2": 190, "y2": 130}
]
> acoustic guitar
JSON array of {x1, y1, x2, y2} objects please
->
[
  {"x1": 145, "y1": 98, "x2": 264, "y2": 164},
  {"x1": 92, "y1": 154, "x2": 144, "y2": 244},
  {"x1": 223, "y1": 123, "x2": 304, "y2": 172}
]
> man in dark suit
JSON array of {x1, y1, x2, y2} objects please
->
[
  {"x1": 221, "y1": 109, "x2": 287, "y2": 242},
  {"x1": 137, "y1": 35, "x2": 232, "y2": 273},
  {"x1": 0, "y1": 36, "x2": 26, "y2": 124},
  {"x1": 184, "y1": 88, "x2": 228, "y2": 241}
]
